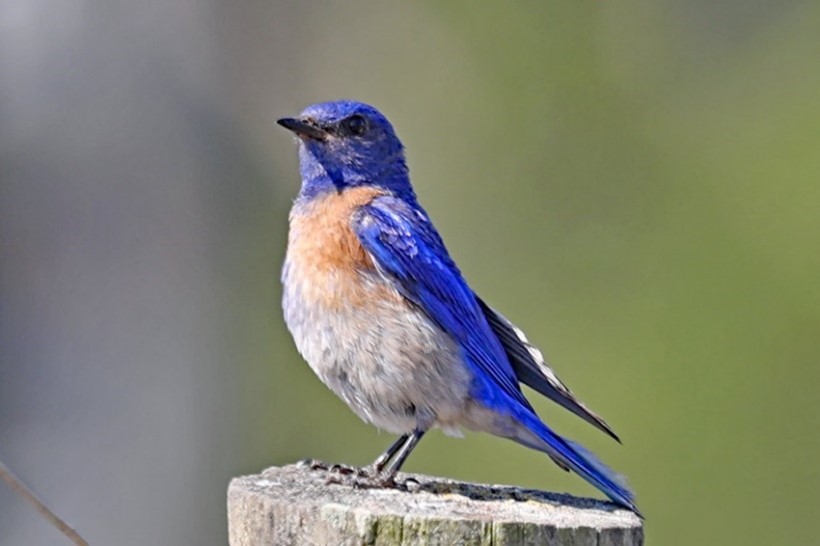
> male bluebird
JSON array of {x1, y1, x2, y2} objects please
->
[{"x1": 277, "y1": 100, "x2": 638, "y2": 514}]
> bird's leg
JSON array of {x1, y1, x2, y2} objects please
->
[
  {"x1": 363, "y1": 434, "x2": 410, "y2": 476},
  {"x1": 323, "y1": 430, "x2": 426, "y2": 489},
  {"x1": 317, "y1": 434, "x2": 412, "y2": 487},
  {"x1": 373, "y1": 429, "x2": 426, "y2": 484}
]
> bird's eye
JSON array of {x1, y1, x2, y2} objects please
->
[{"x1": 342, "y1": 115, "x2": 368, "y2": 136}]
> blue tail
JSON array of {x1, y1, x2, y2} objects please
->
[{"x1": 515, "y1": 407, "x2": 641, "y2": 516}]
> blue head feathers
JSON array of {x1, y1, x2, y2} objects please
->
[{"x1": 277, "y1": 101, "x2": 414, "y2": 202}]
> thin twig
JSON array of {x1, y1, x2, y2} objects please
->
[{"x1": 0, "y1": 459, "x2": 90, "y2": 546}]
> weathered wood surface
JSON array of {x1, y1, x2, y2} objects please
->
[{"x1": 228, "y1": 463, "x2": 643, "y2": 545}]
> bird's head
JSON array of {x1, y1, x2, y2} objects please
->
[{"x1": 278, "y1": 100, "x2": 413, "y2": 202}]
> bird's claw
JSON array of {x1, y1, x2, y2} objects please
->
[
  {"x1": 297, "y1": 458, "x2": 332, "y2": 471},
  {"x1": 297, "y1": 459, "x2": 362, "y2": 475},
  {"x1": 298, "y1": 460, "x2": 417, "y2": 491},
  {"x1": 323, "y1": 466, "x2": 367, "y2": 486},
  {"x1": 328, "y1": 462, "x2": 360, "y2": 476}
]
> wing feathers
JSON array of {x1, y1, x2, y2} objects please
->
[
  {"x1": 353, "y1": 195, "x2": 620, "y2": 442},
  {"x1": 477, "y1": 298, "x2": 621, "y2": 443}
]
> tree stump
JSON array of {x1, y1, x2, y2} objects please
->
[{"x1": 227, "y1": 463, "x2": 643, "y2": 545}]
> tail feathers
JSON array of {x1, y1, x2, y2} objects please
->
[
  {"x1": 562, "y1": 438, "x2": 640, "y2": 515},
  {"x1": 517, "y1": 409, "x2": 640, "y2": 516}
]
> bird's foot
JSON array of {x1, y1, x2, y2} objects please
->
[
  {"x1": 323, "y1": 467, "x2": 370, "y2": 487},
  {"x1": 297, "y1": 459, "x2": 370, "y2": 484},
  {"x1": 297, "y1": 459, "x2": 419, "y2": 491},
  {"x1": 342, "y1": 468, "x2": 421, "y2": 492},
  {"x1": 358, "y1": 463, "x2": 383, "y2": 480},
  {"x1": 297, "y1": 459, "x2": 362, "y2": 474}
]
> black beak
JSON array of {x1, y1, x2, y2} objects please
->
[{"x1": 276, "y1": 117, "x2": 328, "y2": 141}]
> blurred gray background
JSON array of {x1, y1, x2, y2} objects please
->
[{"x1": 1, "y1": 1, "x2": 818, "y2": 545}]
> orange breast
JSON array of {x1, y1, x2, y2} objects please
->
[{"x1": 286, "y1": 187, "x2": 398, "y2": 308}]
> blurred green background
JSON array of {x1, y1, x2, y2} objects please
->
[{"x1": 1, "y1": 1, "x2": 818, "y2": 545}]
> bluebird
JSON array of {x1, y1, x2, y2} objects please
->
[{"x1": 277, "y1": 100, "x2": 638, "y2": 514}]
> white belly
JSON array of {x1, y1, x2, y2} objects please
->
[{"x1": 282, "y1": 266, "x2": 473, "y2": 435}]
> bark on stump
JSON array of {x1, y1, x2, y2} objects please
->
[{"x1": 228, "y1": 463, "x2": 643, "y2": 545}]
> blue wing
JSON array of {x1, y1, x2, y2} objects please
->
[
  {"x1": 352, "y1": 195, "x2": 532, "y2": 413},
  {"x1": 354, "y1": 196, "x2": 619, "y2": 441}
]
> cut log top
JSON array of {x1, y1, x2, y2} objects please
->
[{"x1": 228, "y1": 463, "x2": 643, "y2": 545}]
